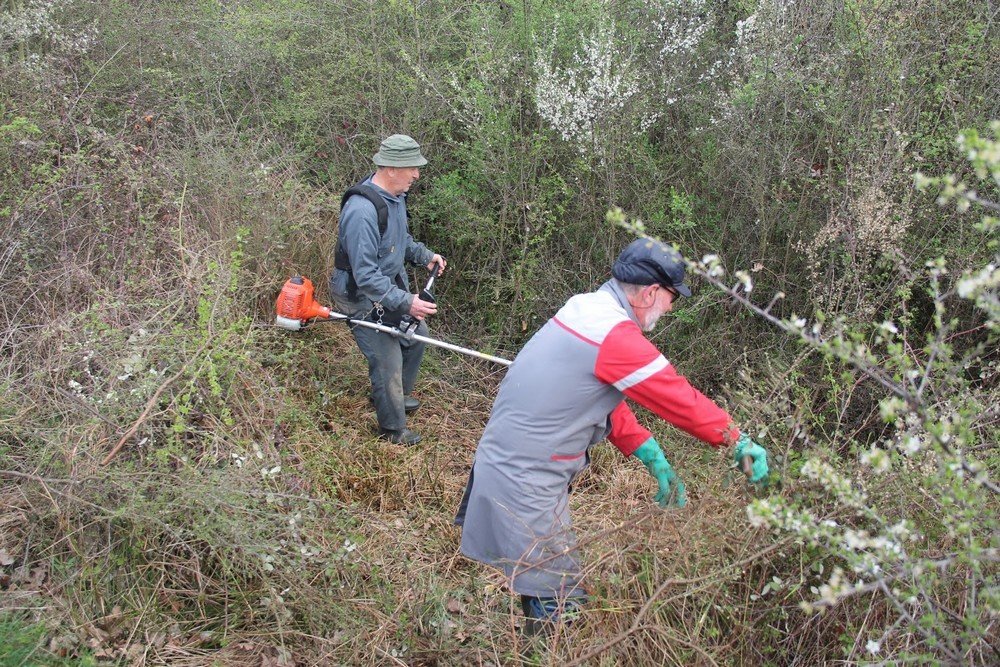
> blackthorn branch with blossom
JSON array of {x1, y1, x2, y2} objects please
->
[
  {"x1": 606, "y1": 122, "x2": 999, "y2": 662},
  {"x1": 534, "y1": 23, "x2": 649, "y2": 153}
]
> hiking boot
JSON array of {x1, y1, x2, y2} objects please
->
[
  {"x1": 369, "y1": 395, "x2": 421, "y2": 414},
  {"x1": 521, "y1": 595, "x2": 585, "y2": 636},
  {"x1": 378, "y1": 428, "x2": 422, "y2": 446}
]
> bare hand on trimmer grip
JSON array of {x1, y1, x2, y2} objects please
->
[{"x1": 409, "y1": 295, "x2": 437, "y2": 319}]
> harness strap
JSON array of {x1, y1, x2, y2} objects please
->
[{"x1": 334, "y1": 178, "x2": 389, "y2": 301}]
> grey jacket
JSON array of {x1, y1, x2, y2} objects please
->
[
  {"x1": 457, "y1": 279, "x2": 741, "y2": 597},
  {"x1": 330, "y1": 177, "x2": 434, "y2": 318},
  {"x1": 456, "y1": 281, "x2": 643, "y2": 598}
]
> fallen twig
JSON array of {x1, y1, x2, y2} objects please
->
[
  {"x1": 101, "y1": 340, "x2": 210, "y2": 466},
  {"x1": 565, "y1": 535, "x2": 793, "y2": 666}
]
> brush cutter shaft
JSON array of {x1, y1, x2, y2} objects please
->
[
  {"x1": 274, "y1": 274, "x2": 508, "y2": 365},
  {"x1": 326, "y1": 312, "x2": 511, "y2": 366}
]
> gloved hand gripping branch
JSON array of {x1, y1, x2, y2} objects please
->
[
  {"x1": 632, "y1": 438, "x2": 686, "y2": 508},
  {"x1": 733, "y1": 433, "x2": 769, "y2": 484}
]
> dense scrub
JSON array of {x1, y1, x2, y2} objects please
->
[{"x1": 1, "y1": 0, "x2": 997, "y2": 664}]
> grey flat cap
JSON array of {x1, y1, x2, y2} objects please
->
[{"x1": 612, "y1": 238, "x2": 692, "y2": 297}]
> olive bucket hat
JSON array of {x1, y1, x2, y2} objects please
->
[
  {"x1": 372, "y1": 134, "x2": 428, "y2": 168},
  {"x1": 612, "y1": 238, "x2": 692, "y2": 297}
]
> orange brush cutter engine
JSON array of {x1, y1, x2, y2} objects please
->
[{"x1": 275, "y1": 276, "x2": 331, "y2": 330}]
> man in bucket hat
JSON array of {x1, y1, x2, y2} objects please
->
[
  {"x1": 330, "y1": 135, "x2": 446, "y2": 445},
  {"x1": 455, "y1": 237, "x2": 769, "y2": 634}
]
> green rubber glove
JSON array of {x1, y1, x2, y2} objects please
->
[
  {"x1": 733, "y1": 433, "x2": 769, "y2": 485},
  {"x1": 632, "y1": 438, "x2": 686, "y2": 508}
]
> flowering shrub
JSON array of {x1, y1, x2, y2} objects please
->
[
  {"x1": 612, "y1": 122, "x2": 998, "y2": 662},
  {"x1": 1, "y1": 0, "x2": 94, "y2": 65},
  {"x1": 534, "y1": 22, "x2": 650, "y2": 153},
  {"x1": 712, "y1": 0, "x2": 795, "y2": 122},
  {"x1": 643, "y1": 0, "x2": 717, "y2": 105},
  {"x1": 918, "y1": 122, "x2": 1000, "y2": 325},
  {"x1": 533, "y1": 2, "x2": 720, "y2": 153},
  {"x1": 747, "y1": 127, "x2": 999, "y2": 662}
]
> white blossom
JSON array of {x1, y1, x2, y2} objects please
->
[
  {"x1": 735, "y1": 270, "x2": 754, "y2": 294},
  {"x1": 860, "y1": 446, "x2": 891, "y2": 474},
  {"x1": 1, "y1": 0, "x2": 96, "y2": 61},
  {"x1": 956, "y1": 263, "x2": 998, "y2": 298},
  {"x1": 534, "y1": 24, "x2": 648, "y2": 153},
  {"x1": 898, "y1": 435, "x2": 923, "y2": 456},
  {"x1": 801, "y1": 459, "x2": 868, "y2": 508}
]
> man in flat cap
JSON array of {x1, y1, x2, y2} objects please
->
[
  {"x1": 331, "y1": 134, "x2": 446, "y2": 445},
  {"x1": 455, "y1": 237, "x2": 769, "y2": 633}
]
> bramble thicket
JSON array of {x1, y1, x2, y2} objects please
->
[{"x1": 1, "y1": 0, "x2": 997, "y2": 665}]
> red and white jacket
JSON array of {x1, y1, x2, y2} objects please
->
[
  {"x1": 457, "y1": 279, "x2": 738, "y2": 597},
  {"x1": 555, "y1": 286, "x2": 740, "y2": 455}
]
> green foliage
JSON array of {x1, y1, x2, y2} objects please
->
[
  {"x1": 0, "y1": 115, "x2": 40, "y2": 138},
  {"x1": 0, "y1": 613, "x2": 95, "y2": 666}
]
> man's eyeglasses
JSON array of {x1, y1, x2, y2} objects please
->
[{"x1": 661, "y1": 285, "x2": 680, "y2": 300}]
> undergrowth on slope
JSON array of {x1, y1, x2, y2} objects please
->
[{"x1": 2, "y1": 0, "x2": 997, "y2": 665}]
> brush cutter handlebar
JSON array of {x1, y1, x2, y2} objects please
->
[{"x1": 399, "y1": 261, "x2": 440, "y2": 338}]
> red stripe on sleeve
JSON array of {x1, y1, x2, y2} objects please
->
[{"x1": 596, "y1": 321, "x2": 738, "y2": 447}]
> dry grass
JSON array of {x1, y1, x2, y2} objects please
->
[
  {"x1": 0, "y1": 308, "x2": 893, "y2": 666},
  {"x1": 224, "y1": 324, "x2": 796, "y2": 665}
]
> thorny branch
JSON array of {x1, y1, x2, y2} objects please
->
[
  {"x1": 684, "y1": 259, "x2": 999, "y2": 495},
  {"x1": 565, "y1": 536, "x2": 794, "y2": 666}
]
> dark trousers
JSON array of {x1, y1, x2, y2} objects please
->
[{"x1": 350, "y1": 319, "x2": 428, "y2": 431}]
